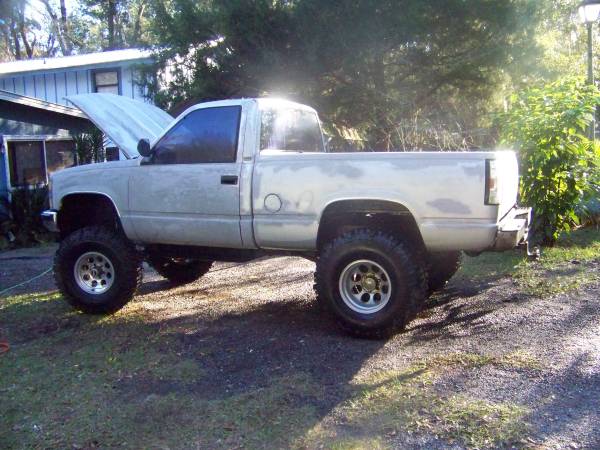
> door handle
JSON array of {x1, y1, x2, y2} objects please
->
[{"x1": 221, "y1": 175, "x2": 238, "y2": 185}]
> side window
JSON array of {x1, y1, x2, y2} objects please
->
[
  {"x1": 153, "y1": 106, "x2": 241, "y2": 164},
  {"x1": 93, "y1": 69, "x2": 120, "y2": 94},
  {"x1": 261, "y1": 108, "x2": 324, "y2": 152},
  {"x1": 8, "y1": 141, "x2": 45, "y2": 186}
]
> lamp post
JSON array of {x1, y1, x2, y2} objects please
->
[{"x1": 579, "y1": 0, "x2": 600, "y2": 138}]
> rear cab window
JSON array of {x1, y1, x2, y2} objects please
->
[{"x1": 260, "y1": 106, "x2": 324, "y2": 153}]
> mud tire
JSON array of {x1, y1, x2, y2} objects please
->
[
  {"x1": 314, "y1": 229, "x2": 427, "y2": 339},
  {"x1": 54, "y1": 226, "x2": 142, "y2": 314}
]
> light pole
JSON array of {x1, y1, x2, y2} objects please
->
[{"x1": 579, "y1": 0, "x2": 600, "y2": 138}]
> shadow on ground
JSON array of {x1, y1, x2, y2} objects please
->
[{"x1": 2, "y1": 249, "x2": 600, "y2": 449}]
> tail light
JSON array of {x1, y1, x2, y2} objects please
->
[{"x1": 485, "y1": 159, "x2": 499, "y2": 205}]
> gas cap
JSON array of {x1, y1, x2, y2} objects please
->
[{"x1": 264, "y1": 194, "x2": 282, "y2": 213}]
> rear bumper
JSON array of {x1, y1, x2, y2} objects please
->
[
  {"x1": 41, "y1": 209, "x2": 59, "y2": 233},
  {"x1": 491, "y1": 206, "x2": 531, "y2": 251}
]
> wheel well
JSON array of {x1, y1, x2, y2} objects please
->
[
  {"x1": 317, "y1": 200, "x2": 425, "y2": 252},
  {"x1": 57, "y1": 194, "x2": 121, "y2": 239}
]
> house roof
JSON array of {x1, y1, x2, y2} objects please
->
[
  {"x1": 0, "y1": 89, "x2": 87, "y2": 118},
  {"x1": 0, "y1": 48, "x2": 153, "y2": 76}
]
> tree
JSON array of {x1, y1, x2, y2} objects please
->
[
  {"x1": 500, "y1": 77, "x2": 600, "y2": 245},
  {"x1": 0, "y1": 0, "x2": 40, "y2": 60},
  {"x1": 79, "y1": 0, "x2": 150, "y2": 50},
  {"x1": 39, "y1": 0, "x2": 73, "y2": 56},
  {"x1": 146, "y1": 0, "x2": 541, "y2": 150}
]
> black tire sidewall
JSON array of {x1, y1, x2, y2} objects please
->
[
  {"x1": 427, "y1": 251, "x2": 462, "y2": 292},
  {"x1": 60, "y1": 240, "x2": 126, "y2": 306},
  {"x1": 316, "y1": 232, "x2": 423, "y2": 337},
  {"x1": 55, "y1": 227, "x2": 141, "y2": 313},
  {"x1": 328, "y1": 246, "x2": 410, "y2": 328}
]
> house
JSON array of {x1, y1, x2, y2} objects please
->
[{"x1": 0, "y1": 48, "x2": 154, "y2": 204}]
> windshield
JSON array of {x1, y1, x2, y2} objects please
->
[{"x1": 260, "y1": 107, "x2": 324, "y2": 152}]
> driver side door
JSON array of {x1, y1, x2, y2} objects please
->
[{"x1": 128, "y1": 105, "x2": 244, "y2": 248}]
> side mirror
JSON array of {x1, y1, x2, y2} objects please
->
[{"x1": 137, "y1": 138, "x2": 153, "y2": 158}]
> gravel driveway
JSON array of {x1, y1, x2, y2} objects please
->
[{"x1": 1, "y1": 244, "x2": 599, "y2": 449}]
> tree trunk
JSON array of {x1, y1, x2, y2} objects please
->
[
  {"x1": 0, "y1": 23, "x2": 16, "y2": 59},
  {"x1": 10, "y1": 24, "x2": 22, "y2": 60},
  {"x1": 40, "y1": 0, "x2": 69, "y2": 56},
  {"x1": 59, "y1": 0, "x2": 72, "y2": 55},
  {"x1": 132, "y1": 1, "x2": 146, "y2": 45},
  {"x1": 107, "y1": 0, "x2": 117, "y2": 50},
  {"x1": 18, "y1": 9, "x2": 34, "y2": 58}
]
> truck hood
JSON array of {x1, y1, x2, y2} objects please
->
[{"x1": 67, "y1": 93, "x2": 173, "y2": 158}]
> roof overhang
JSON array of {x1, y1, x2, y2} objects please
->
[
  {"x1": 0, "y1": 48, "x2": 153, "y2": 77},
  {"x1": 0, "y1": 89, "x2": 87, "y2": 119}
]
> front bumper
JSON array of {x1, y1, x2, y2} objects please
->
[
  {"x1": 41, "y1": 209, "x2": 59, "y2": 233},
  {"x1": 491, "y1": 206, "x2": 531, "y2": 251}
]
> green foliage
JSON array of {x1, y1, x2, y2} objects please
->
[
  {"x1": 578, "y1": 144, "x2": 600, "y2": 225},
  {"x1": 501, "y1": 77, "x2": 600, "y2": 245},
  {"x1": 74, "y1": 128, "x2": 105, "y2": 164},
  {"x1": 78, "y1": 0, "x2": 152, "y2": 50},
  {"x1": 146, "y1": 0, "x2": 540, "y2": 150},
  {"x1": 0, "y1": 186, "x2": 51, "y2": 247}
]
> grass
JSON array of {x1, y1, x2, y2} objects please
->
[
  {"x1": 304, "y1": 363, "x2": 530, "y2": 450},
  {"x1": 0, "y1": 226, "x2": 597, "y2": 449},
  {"x1": 457, "y1": 226, "x2": 600, "y2": 296},
  {"x1": 429, "y1": 351, "x2": 543, "y2": 371},
  {"x1": 0, "y1": 292, "x2": 323, "y2": 449},
  {"x1": 0, "y1": 290, "x2": 536, "y2": 449}
]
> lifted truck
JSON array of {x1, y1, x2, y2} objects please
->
[{"x1": 42, "y1": 94, "x2": 530, "y2": 338}]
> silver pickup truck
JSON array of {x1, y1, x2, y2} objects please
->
[{"x1": 42, "y1": 94, "x2": 530, "y2": 338}]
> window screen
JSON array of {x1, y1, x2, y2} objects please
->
[
  {"x1": 261, "y1": 108, "x2": 324, "y2": 152},
  {"x1": 153, "y1": 106, "x2": 241, "y2": 164},
  {"x1": 45, "y1": 140, "x2": 76, "y2": 174},
  {"x1": 94, "y1": 70, "x2": 119, "y2": 94},
  {"x1": 8, "y1": 141, "x2": 45, "y2": 186}
]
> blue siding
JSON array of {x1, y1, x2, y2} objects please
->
[
  {"x1": 13, "y1": 77, "x2": 24, "y2": 96},
  {"x1": 0, "y1": 61, "x2": 152, "y2": 106}
]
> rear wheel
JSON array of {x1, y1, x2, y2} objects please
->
[
  {"x1": 54, "y1": 226, "x2": 142, "y2": 314},
  {"x1": 148, "y1": 254, "x2": 213, "y2": 285},
  {"x1": 427, "y1": 251, "x2": 462, "y2": 293},
  {"x1": 314, "y1": 229, "x2": 427, "y2": 339}
]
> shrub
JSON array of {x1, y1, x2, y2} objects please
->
[
  {"x1": 74, "y1": 128, "x2": 105, "y2": 164},
  {"x1": 500, "y1": 77, "x2": 600, "y2": 246},
  {"x1": 0, "y1": 186, "x2": 51, "y2": 247}
]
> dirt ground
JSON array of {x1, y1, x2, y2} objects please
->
[{"x1": 1, "y1": 241, "x2": 599, "y2": 449}]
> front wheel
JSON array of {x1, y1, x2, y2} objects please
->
[
  {"x1": 54, "y1": 226, "x2": 143, "y2": 314},
  {"x1": 314, "y1": 230, "x2": 427, "y2": 339}
]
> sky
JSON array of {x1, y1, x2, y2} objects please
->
[
  {"x1": 20, "y1": 0, "x2": 82, "y2": 55},
  {"x1": 28, "y1": 0, "x2": 79, "y2": 23}
]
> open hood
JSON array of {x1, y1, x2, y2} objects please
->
[{"x1": 67, "y1": 93, "x2": 173, "y2": 158}]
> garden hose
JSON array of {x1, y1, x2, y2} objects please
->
[
  {"x1": 0, "y1": 266, "x2": 55, "y2": 357},
  {"x1": 0, "y1": 262, "x2": 247, "y2": 298},
  {"x1": 0, "y1": 267, "x2": 52, "y2": 297}
]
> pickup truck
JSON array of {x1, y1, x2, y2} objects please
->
[{"x1": 42, "y1": 94, "x2": 530, "y2": 338}]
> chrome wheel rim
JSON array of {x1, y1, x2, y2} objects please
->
[
  {"x1": 338, "y1": 259, "x2": 392, "y2": 314},
  {"x1": 74, "y1": 251, "x2": 115, "y2": 295}
]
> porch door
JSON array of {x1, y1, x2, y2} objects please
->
[{"x1": 7, "y1": 141, "x2": 45, "y2": 187}]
